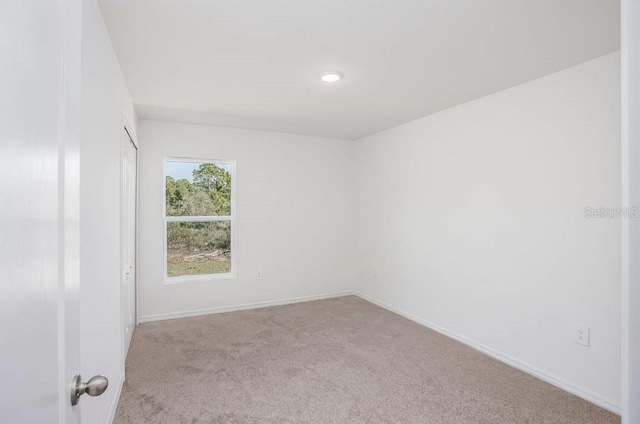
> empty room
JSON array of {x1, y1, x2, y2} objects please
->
[{"x1": 3, "y1": 1, "x2": 640, "y2": 423}]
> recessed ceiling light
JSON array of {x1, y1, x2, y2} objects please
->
[{"x1": 319, "y1": 71, "x2": 343, "y2": 83}]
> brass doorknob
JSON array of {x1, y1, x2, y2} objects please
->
[{"x1": 71, "y1": 374, "x2": 109, "y2": 406}]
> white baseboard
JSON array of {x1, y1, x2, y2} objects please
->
[
  {"x1": 352, "y1": 290, "x2": 621, "y2": 415},
  {"x1": 138, "y1": 291, "x2": 355, "y2": 323},
  {"x1": 106, "y1": 372, "x2": 125, "y2": 424}
]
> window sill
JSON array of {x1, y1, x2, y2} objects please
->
[{"x1": 163, "y1": 272, "x2": 236, "y2": 284}]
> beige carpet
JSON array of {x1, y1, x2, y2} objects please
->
[{"x1": 114, "y1": 296, "x2": 619, "y2": 424}]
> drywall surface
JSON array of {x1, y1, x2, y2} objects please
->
[
  {"x1": 622, "y1": 1, "x2": 640, "y2": 422},
  {"x1": 355, "y1": 53, "x2": 621, "y2": 411},
  {"x1": 137, "y1": 121, "x2": 356, "y2": 320},
  {"x1": 80, "y1": 1, "x2": 137, "y2": 422}
]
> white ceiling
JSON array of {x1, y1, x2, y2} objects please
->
[{"x1": 99, "y1": 0, "x2": 619, "y2": 140}]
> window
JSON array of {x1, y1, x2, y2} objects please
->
[{"x1": 164, "y1": 158, "x2": 235, "y2": 281}]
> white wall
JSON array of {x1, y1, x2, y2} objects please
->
[
  {"x1": 622, "y1": 1, "x2": 640, "y2": 422},
  {"x1": 137, "y1": 121, "x2": 355, "y2": 320},
  {"x1": 354, "y1": 53, "x2": 621, "y2": 412},
  {"x1": 80, "y1": 1, "x2": 137, "y2": 422}
]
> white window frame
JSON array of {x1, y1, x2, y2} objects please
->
[{"x1": 163, "y1": 157, "x2": 237, "y2": 283}]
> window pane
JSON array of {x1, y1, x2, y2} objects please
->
[
  {"x1": 165, "y1": 161, "x2": 232, "y2": 216},
  {"x1": 167, "y1": 221, "x2": 231, "y2": 277}
]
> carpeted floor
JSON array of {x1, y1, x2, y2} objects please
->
[{"x1": 114, "y1": 296, "x2": 619, "y2": 424}]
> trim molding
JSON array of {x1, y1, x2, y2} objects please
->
[
  {"x1": 138, "y1": 291, "x2": 354, "y2": 323},
  {"x1": 352, "y1": 290, "x2": 621, "y2": 415},
  {"x1": 107, "y1": 372, "x2": 125, "y2": 424}
]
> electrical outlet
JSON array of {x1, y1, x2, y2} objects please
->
[
  {"x1": 256, "y1": 270, "x2": 263, "y2": 280},
  {"x1": 574, "y1": 324, "x2": 590, "y2": 347}
]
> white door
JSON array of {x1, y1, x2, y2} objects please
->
[
  {"x1": 0, "y1": 0, "x2": 84, "y2": 423},
  {"x1": 121, "y1": 128, "x2": 138, "y2": 354}
]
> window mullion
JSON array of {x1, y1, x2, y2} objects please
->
[{"x1": 165, "y1": 215, "x2": 231, "y2": 222}]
